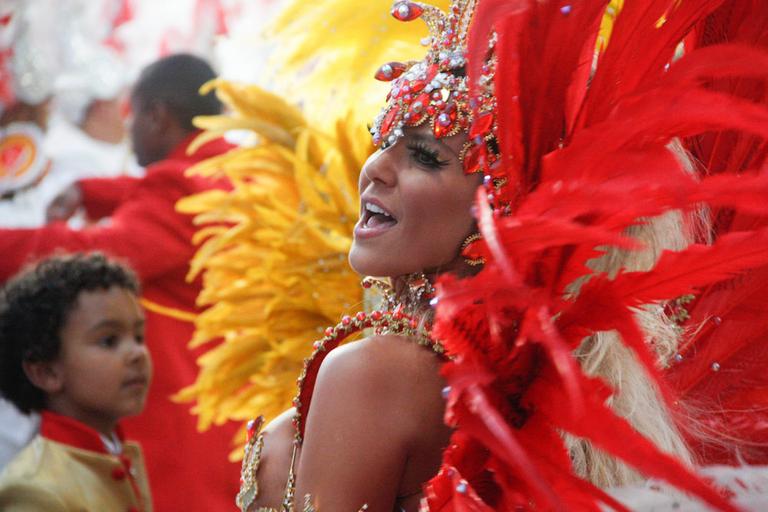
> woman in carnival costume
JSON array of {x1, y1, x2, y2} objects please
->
[{"x1": 189, "y1": 0, "x2": 768, "y2": 509}]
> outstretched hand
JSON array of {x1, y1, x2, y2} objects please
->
[{"x1": 46, "y1": 184, "x2": 83, "y2": 223}]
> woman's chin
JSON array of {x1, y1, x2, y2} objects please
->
[
  {"x1": 349, "y1": 246, "x2": 413, "y2": 279},
  {"x1": 348, "y1": 253, "x2": 386, "y2": 278}
]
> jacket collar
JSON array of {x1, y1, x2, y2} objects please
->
[{"x1": 40, "y1": 410, "x2": 125, "y2": 454}]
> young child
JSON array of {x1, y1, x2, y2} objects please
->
[{"x1": 0, "y1": 253, "x2": 153, "y2": 511}]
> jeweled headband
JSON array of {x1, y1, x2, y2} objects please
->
[{"x1": 370, "y1": 0, "x2": 500, "y2": 178}]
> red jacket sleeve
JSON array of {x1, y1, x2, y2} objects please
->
[
  {"x1": 0, "y1": 169, "x2": 196, "y2": 285},
  {"x1": 79, "y1": 175, "x2": 142, "y2": 220}
]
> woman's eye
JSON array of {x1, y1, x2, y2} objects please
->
[{"x1": 407, "y1": 143, "x2": 449, "y2": 169}]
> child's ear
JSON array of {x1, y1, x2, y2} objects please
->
[{"x1": 22, "y1": 360, "x2": 64, "y2": 394}]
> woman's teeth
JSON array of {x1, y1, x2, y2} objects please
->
[
  {"x1": 364, "y1": 202, "x2": 396, "y2": 227},
  {"x1": 366, "y1": 202, "x2": 391, "y2": 217}
]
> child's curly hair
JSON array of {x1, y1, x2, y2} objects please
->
[{"x1": 0, "y1": 252, "x2": 140, "y2": 413}]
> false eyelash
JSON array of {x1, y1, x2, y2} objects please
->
[{"x1": 407, "y1": 142, "x2": 450, "y2": 169}]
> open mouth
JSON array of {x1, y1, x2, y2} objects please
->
[{"x1": 362, "y1": 201, "x2": 398, "y2": 229}]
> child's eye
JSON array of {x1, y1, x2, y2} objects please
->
[
  {"x1": 98, "y1": 335, "x2": 119, "y2": 348},
  {"x1": 135, "y1": 333, "x2": 145, "y2": 345},
  {"x1": 407, "y1": 143, "x2": 449, "y2": 169}
]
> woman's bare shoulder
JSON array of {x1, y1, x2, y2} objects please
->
[
  {"x1": 310, "y1": 335, "x2": 445, "y2": 441},
  {"x1": 294, "y1": 334, "x2": 448, "y2": 509},
  {"x1": 244, "y1": 335, "x2": 447, "y2": 510},
  {"x1": 326, "y1": 333, "x2": 445, "y2": 383}
]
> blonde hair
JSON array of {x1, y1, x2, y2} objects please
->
[{"x1": 566, "y1": 206, "x2": 696, "y2": 486}]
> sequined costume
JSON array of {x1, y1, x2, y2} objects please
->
[{"x1": 187, "y1": 0, "x2": 768, "y2": 510}]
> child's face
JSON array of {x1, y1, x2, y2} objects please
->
[{"x1": 50, "y1": 286, "x2": 151, "y2": 434}]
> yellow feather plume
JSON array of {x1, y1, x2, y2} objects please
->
[
  {"x1": 268, "y1": 0, "x2": 449, "y2": 126},
  {"x1": 176, "y1": 106, "x2": 368, "y2": 431},
  {"x1": 175, "y1": 0, "x2": 436, "y2": 440}
]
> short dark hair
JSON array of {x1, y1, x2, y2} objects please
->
[
  {"x1": 132, "y1": 53, "x2": 222, "y2": 131},
  {"x1": 0, "y1": 253, "x2": 140, "y2": 413}
]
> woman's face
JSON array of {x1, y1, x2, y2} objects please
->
[{"x1": 350, "y1": 126, "x2": 482, "y2": 278}]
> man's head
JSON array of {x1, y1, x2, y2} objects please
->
[
  {"x1": 0, "y1": 253, "x2": 149, "y2": 425},
  {"x1": 129, "y1": 53, "x2": 222, "y2": 167}
]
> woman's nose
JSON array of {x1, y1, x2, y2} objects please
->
[{"x1": 361, "y1": 149, "x2": 397, "y2": 188}]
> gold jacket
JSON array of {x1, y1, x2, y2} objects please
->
[{"x1": 0, "y1": 412, "x2": 152, "y2": 512}]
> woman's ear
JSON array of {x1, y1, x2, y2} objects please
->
[{"x1": 22, "y1": 360, "x2": 64, "y2": 394}]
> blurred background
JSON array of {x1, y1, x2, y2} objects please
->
[{"x1": 0, "y1": 0, "x2": 282, "y2": 227}]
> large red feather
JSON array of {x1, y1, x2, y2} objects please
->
[{"x1": 421, "y1": 0, "x2": 768, "y2": 509}]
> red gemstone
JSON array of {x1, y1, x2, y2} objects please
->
[
  {"x1": 356, "y1": 312, "x2": 366, "y2": 321},
  {"x1": 381, "y1": 107, "x2": 399, "y2": 136},
  {"x1": 371, "y1": 311, "x2": 383, "y2": 321},
  {"x1": 433, "y1": 112, "x2": 455, "y2": 138},
  {"x1": 433, "y1": 122, "x2": 446, "y2": 138},
  {"x1": 409, "y1": 79, "x2": 427, "y2": 92},
  {"x1": 407, "y1": 93, "x2": 429, "y2": 122},
  {"x1": 412, "y1": 94, "x2": 428, "y2": 108},
  {"x1": 470, "y1": 113, "x2": 494, "y2": 138},
  {"x1": 342, "y1": 315, "x2": 352, "y2": 325},
  {"x1": 374, "y1": 61, "x2": 407, "y2": 82},
  {"x1": 408, "y1": 111, "x2": 425, "y2": 125},
  {"x1": 464, "y1": 145, "x2": 485, "y2": 174},
  {"x1": 324, "y1": 327, "x2": 334, "y2": 336},
  {"x1": 391, "y1": 1, "x2": 424, "y2": 21},
  {"x1": 246, "y1": 416, "x2": 264, "y2": 442}
]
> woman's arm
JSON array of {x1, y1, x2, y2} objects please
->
[{"x1": 295, "y1": 334, "x2": 445, "y2": 511}]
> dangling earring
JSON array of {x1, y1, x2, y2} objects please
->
[{"x1": 461, "y1": 233, "x2": 485, "y2": 266}]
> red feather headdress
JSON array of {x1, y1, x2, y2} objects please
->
[{"x1": 405, "y1": 0, "x2": 768, "y2": 510}]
